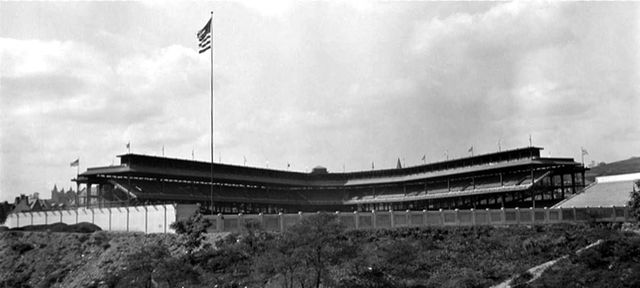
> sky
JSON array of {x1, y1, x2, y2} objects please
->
[{"x1": 1, "y1": 1, "x2": 639, "y2": 202}]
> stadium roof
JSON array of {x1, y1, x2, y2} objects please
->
[{"x1": 78, "y1": 146, "x2": 582, "y2": 188}]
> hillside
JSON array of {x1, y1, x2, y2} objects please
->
[
  {"x1": 586, "y1": 157, "x2": 640, "y2": 182},
  {"x1": 1, "y1": 218, "x2": 637, "y2": 288}
]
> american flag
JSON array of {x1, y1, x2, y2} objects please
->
[{"x1": 197, "y1": 18, "x2": 212, "y2": 54}]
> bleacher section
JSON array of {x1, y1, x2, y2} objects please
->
[{"x1": 555, "y1": 177, "x2": 638, "y2": 208}]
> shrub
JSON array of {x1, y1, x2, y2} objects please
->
[
  {"x1": 170, "y1": 211, "x2": 212, "y2": 253},
  {"x1": 11, "y1": 242, "x2": 34, "y2": 254},
  {"x1": 89, "y1": 231, "x2": 111, "y2": 249},
  {"x1": 628, "y1": 180, "x2": 640, "y2": 221}
]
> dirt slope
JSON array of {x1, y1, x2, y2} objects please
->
[{"x1": 0, "y1": 231, "x2": 185, "y2": 288}]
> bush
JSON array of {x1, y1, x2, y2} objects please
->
[
  {"x1": 170, "y1": 211, "x2": 212, "y2": 253},
  {"x1": 628, "y1": 180, "x2": 640, "y2": 221},
  {"x1": 11, "y1": 242, "x2": 34, "y2": 254},
  {"x1": 108, "y1": 244, "x2": 199, "y2": 288}
]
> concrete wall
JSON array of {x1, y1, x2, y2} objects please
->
[
  {"x1": 5, "y1": 204, "x2": 178, "y2": 233},
  {"x1": 205, "y1": 206, "x2": 634, "y2": 233},
  {"x1": 5, "y1": 205, "x2": 632, "y2": 234}
]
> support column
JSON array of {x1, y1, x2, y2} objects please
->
[
  {"x1": 560, "y1": 174, "x2": 565, "y2": 199},
  {"x1": 97, "y1": 184, "x2": 103, "y2": 208},
  {"x1": 86, "y1": 183, "x2": 92, "y2": 208}
]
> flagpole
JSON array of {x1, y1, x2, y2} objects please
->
[
  {"x1": 209, "y1": 12, "x2": 215, "y2": 213},
  {"x1": 75, "y1": 157, "x2": 79, "y2": 210}
]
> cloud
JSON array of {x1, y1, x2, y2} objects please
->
[
  {"x1": 0, "y1": 36, "x2": 213, "y2": 200},
  {"x1": 1, "y1": 2, "x2": 638, "y2": 202},
  {"x1": 404, "y1": 1, "x2": 639, "y2": 159}
]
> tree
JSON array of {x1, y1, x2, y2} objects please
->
[
  {"x1": 170, "y1": 211, "x2": 212, "y2": 254},
  {"x1": 284, "y1": 213, "x2": 353, "y2": 288},
  {"x1": 252, "y1": 213, "x2": 355, "y2": 288},
  {"x1": 628, "y1": 180, "x2": 640, "y2": 221}
]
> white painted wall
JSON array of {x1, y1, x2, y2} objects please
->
[{"x1": 4, "y1": 204, "x2": 178, "y2": 233}]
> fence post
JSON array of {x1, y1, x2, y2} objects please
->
[
  {"x1": 163, "y1": 205, "x2": 167, "y2": 233},
  {"x1": 455, "y1": 209, "x2": 460, "y2": 226},
  {"x1": 279, "y1": 212, "x2": 284, "y2": 232},
  {"x1": 572, "y1": 206, "x2": 577, "y2": 222},
  {"x1": 471, "y1": 209, "x2": 476, "y2": 226},
  {"x1": 217, "y1": 213, "x2": 223, "y2": 232},
  {"x1": 530, "y1": 207, "x2": 534, "y2": 225},
  {"x1": 144, "y1": 206, "x2": 148, "y2": 233},
  {"x1": 624, "y1": 206, "x2": 629, "y2": 222},
  {"x1": 389, "y1": 210, "x2": 395, "y2": 228},
  {"x1": 544, "y1": 207, "x2": 549, "y2": 224},
  {"x1": 259, "y1": 212, "x2": 264, "y2": 229},
  {"x1": 515, "y1": 207, "x2": 520, "y2": 225},
  {"x1": 126, "y1": 207, "x2": 129, "y2": 232},
  {"x1": 405, "y1": 209, "x2": 410, "y2": 227},
  {"x1": 372, "y1": 210, "x2": 377, "y2": 228},
  {"x1": 423, "y1": 209, "x2": 428, "y2": 227},
  {"x1": 501, "y1": 207, "x2": 506, "y2": 225},
  {"x1": 485, "y1": 208, "x2": 491, "y2": 225},
  {"x1": 439, "y1": 209, "x2": 444, "y2": 226},
  {"x1": 611, "y1": 206, "x2": 617, "y2": 222},
  {"x1": 91, "y1": 207, "x2": 95, "y2": 224},
  {"x1": 354, "y1": 211, "x2": 359, "y2": 229}
]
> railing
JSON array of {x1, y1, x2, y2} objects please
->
[{"x1": 205, "y1": 206, "x2": 634, "y2": 233}]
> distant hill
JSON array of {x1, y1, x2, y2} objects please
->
[{"x1": 586, "y1": 157, "x2": 640, "y2": 182}]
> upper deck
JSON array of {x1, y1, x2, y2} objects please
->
[{"x1": 79, "y1": 146, "x2": 584, "y2": 188}]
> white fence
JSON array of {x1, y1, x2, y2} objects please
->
[{"x1": 5, "y1": 204, "x2": 180, "y2": 233}]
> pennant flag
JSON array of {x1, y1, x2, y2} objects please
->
[
  {"x1": 70, "y1": 159, "x2": 79, "y2": 167},
  {"x1": 468, "y1": 146, "x2": 474, "y2": 153},
  {"x1": 197, "y1": 18, "x2": 212, "y2": 53},
  {"x1": 396, "y1": 158, "x2": 402, "y2": 169},
  {"x1": 421, "y1": 155, "x2": 426, "y2": 161},
  {"x1": 581, "y1": 147, "x2": 589, "y2": 156},
  {"x1": 126, "y1": 142, "x2": 130, "y2": 149}
]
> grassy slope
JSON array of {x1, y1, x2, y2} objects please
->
[
  {"x1": 525, "y1": 230, "x2": 640, "y2": 288},
  {"x1": 0, "y1": 224, "x2": 629, "y2": 288}
]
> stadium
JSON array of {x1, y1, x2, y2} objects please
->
[{"x1": 75, "y1": 146, "x2": 586, "y2": 214}]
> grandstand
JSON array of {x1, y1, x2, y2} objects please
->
[{"x1": 75, "y1": 146, "x2": 587, "y2": 213}]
